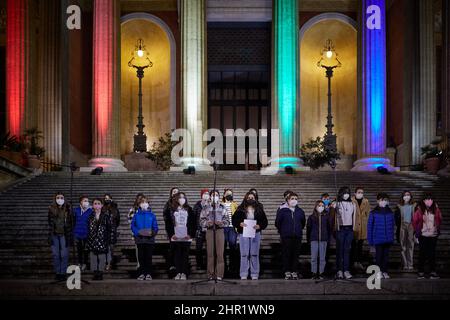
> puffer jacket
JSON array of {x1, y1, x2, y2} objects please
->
[
  {"x1": 87, "y1": 212, "x2": 111, "y2": 254},
  {"x1": 73, "y1": 206, "x2": 93, "y2": 240},
  {"x1": 306, "y1": 211, "x2": 332, "y2": 242},
  {"x1": 275, "y1": 206, "x2": 306, "y2": 239},
  {"x1": 367, "y1": 206, "x2": 395, "y2": 246}
]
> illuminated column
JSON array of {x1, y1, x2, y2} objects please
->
[
  {"x1": 6, "y1": 0, "x2": 31, "y2": 137},
  {"x1": 271, "y1": 0, "x2": 302, "y2": 170},
  {"x1": 352, "y1": 0, "x2": 397, "y2": 171},
  {"x1": 87, "y1": 0, "x2": 126, "y2": 171},
  {"x1": 179, "y1": 0, "x2": 210, "y2": 170}
]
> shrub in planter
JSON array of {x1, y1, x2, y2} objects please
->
[
  {"x1": 421, "y1": 138, "x2": 443, "y2": 174},
  {"x1": 146, "y1": 132, "x2": 177, "y2": 171},
  {"x1": 23, "y1": 128, "x2": 45, "y2": 169},
  {"x1": 0, "y1": 132, "x2": 25, "y2": 166},
  {"x1": 300, "y1": 136, "x2": 341, "y2": 170}
]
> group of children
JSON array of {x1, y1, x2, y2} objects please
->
[{"x1": 48, "y1": 187, "x2": 443, "y2": 281}]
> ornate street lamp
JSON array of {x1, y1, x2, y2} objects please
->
[
  {"x1": 317, "y1": 39, "x2": 341, "y2": 166},
  {"x1": 129, "y1": 38, "x2": 153, "y2": 152}
]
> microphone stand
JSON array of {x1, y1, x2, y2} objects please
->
[{"x1": 193, "y1": 162, "x2": 236, "y2": 285}]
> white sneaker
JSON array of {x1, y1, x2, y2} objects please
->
[
  {"x1": 251, "y1": 276, "x2": 259, "y2": 280},
  {"x1": 241, "y1": 277, "x2": 247, "y2": 280},
  {"x1": 336, "y1": 271, "x2": 344, "y2": 279},
  {"x1": 291, "y1": 272, "x2": 298, "y2": 280},
  {"x1": 174, "y1": 273, "x2": 181, "y2": 280},
  {"x1": 344, "y1": 271, "x2": 353, "y2": 279},
  {"x1": 375, "y1": 272, "x2": 383, "y2": 280},
  {"x1": 180, "y1": 273, "x2": 187, "y2": 280},
  {"x1": 382, "y1": 272, "x2": 390, "y2": 279},
  {"x1": 216, "y1": 277, "x2": 223, "y2": 281},
  {"x1": 145, "y1": 274, "x2": 152, "y2": 281},
  {"x1": 137, "y1": 274, "x2": 145, "y2": 281}
]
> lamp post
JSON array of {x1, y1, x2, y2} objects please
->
[
  {"x1": 317, "y1": 39, "x2": 341, "y2": 164},
  {"x1": 129, "y1": 39, "x2": 153, "y2": 152}
]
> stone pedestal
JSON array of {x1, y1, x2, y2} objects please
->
[{"x1": 124, "y1": 153, "x2": 158, "y2": 171}]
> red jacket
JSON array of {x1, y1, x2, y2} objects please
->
[{"x1": 412, "y1": 206, "x2": 442, "y2": 237}]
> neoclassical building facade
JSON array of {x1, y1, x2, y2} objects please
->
[{"x1": 0, "y1": 0, "x2": 448, "y2": 172}]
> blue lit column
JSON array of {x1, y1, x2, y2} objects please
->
[
  {"x1": 352, "y1": 0, "x2": 397, "y2": 171},
  {"x1": 270, "y1": 0, "x2": 303, "y2": 171}
]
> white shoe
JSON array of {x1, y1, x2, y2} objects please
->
[
  {"x1": 216, "y1": 277, "x2": 223, "y2": 281},
  {"x1": 137, "y1": 274, "x2": 145, "y2": 281},
  {"x1": 375, "y1": 272, "x2": 383, "y2": 280},
  {"x1": 344, "y1": 271, "x2": 353, "y2": 279},
  {"x1": 251, "y1": 276, "x2": 259, "y2": 280},
  {"x1": 241, "y1": 277, "x2": 247, "y2": 280},
  {"x1": 382, "y1": 272, "x2": 390, "y2": 279},
  {"x1": 180, "y1": 273, "x2": 187, "y2": 280},
  {"x1": 174, "y1": 273, "x2": 181, "y2": 280},
  {"x1": 336, "y1": 271, "x2": 344, "y2": 279},
  {"x1": 145, "y1": 274, "x2": 152, "y2": 281}
]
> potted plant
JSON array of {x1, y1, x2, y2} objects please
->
[
  {"x1": 300, "y1": 136, "x2": 341, "y2": 170},
  {"x1": 146, "y1": 132, "x2": 177, "y2": 171},
  {"x1": 0, "y1": 132, "x2": 25, "y2": 166},
  {"x1": 421, "y1": 138, "x2": 443, "y2": 174},
  {"x1": 23, "y1": 127, "x2": 45, "y2": 170}
]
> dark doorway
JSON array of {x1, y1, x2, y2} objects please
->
[
  {"x1": 0, "y1": 46, "x2": 5, "y2": 136},
  {"x1": 207, "y1": 22, "x2": 271, "y2": 170}
]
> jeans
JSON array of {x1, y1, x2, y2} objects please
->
[
  {"x1": 173, "y1": 241, "x2": 191, "y2": 275},
  {"x1": 399, "y1": 223, "x2": 415, "y2": 268},
  {"x1": 206, "y1": 229, "x2": 225, "y2": 278},
  {"x1": 75, "y1": 238, "x2": 89, "y2": 266},
  {"x1": 239, "y1": 233, "x2": 261, "y2": 278},
  {"x1": 375, "y1": 243, "x2": 390, "y2": 273},
  {"x1": 195, "y1": 230, "x2": 206, "y2": 268},
  {"x1": 311, "y1": 241, "x2": 327, "y2": 274},
  {"x1": 51, "y1": 235, "x2": 69, "y2": 275},
  {"x1": 106, "y1": 244, "x2": 114, "y2": 266},
  {"x1": 224, "y1": 226, "x2": 238, "y2": 274},
  {"x1": 281, "y1": 237, "x2": 301, "y2": 274},
  {"x1": 90, "y1": 252, "x2": 107, "y2": 273},
  {"x1": 418, "y1": 236, "x2": 437, "y2": 273},
  {"x1": 137, "y1": 243, "x2": 154, "y2": 275},
  {"x1": 336, "y1": 226, "x2": 353, "y2": 272}
]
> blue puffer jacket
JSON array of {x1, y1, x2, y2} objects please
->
[
  {"x1": 131, "y1": 208, "x2": 159, "y2": 244},
  {"x1": 367, "y1": 206, "x2": 395, "y2": 246},
  {"x1": 275, "y1": 206, "x2": 306, "y2": 239},
  {"x1": 73, "y1": 207, "x2": 93, "y2": 240}
]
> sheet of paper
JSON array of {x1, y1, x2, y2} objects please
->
[
  {"x1": 243, "y1": 219, "x2": 256, "y2": 238},
  {"x1": 175, "y1": 226, "x2": 187, "y2": 239}
]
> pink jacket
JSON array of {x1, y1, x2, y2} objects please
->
[{"x1": 412, "y1": 206, "x2": 442, "y2": 237}]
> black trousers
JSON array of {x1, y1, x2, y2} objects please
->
[
  {"x1": 173, "y1": 242, "x2": 191, "y2": 275},
  {"x1": 137, "y1": 243, "x2": 154, "y2": 275},
  {"x1": 75, "y1": 239, "x2": 89, "y2": 266},
  {"x1": 281, "y1": 237, "x2": 301, "y2": 274},
  {"x1": 375, "y1": 243, "x2": 390, "y2": 273},
  {"x1": 195, "y1": 230, "x2": 206, "y2": 268},
  {"x1": 351, "y1": 239, "x2": 365, "y2": 264},
  {"x1": 418, "y1": 236, "x2": 437, "y2": 273}
]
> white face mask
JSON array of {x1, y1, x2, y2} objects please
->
[
  {"x1": 179, "y1": 198, "x2": 186, "y2": 206},
  {"x1": 316, "y1": 206, "x2": 325, "y2": 213},
  {"x1": 403, "y1": 195, "x2": 411, "y2": 203},
  {"x1": 212, "y1": 196, "x2": 219, "y2": 203},
  {"x1": 288, "y1": 200, "x2": 298, "y2": 208},
  {"x1": 81, "y1": 201, "x2": 89, "y2": 209},
  {"x1": 355, "y1": 193, "x2": 364, "y2": 200},
  {"x1": 56, "y1": 199, "x2": 65, "y2": 206},
  {"x1": 140, "y1": 203, "x2": 149, "y2": 211},
  {"x1": 202, "y1": 194, "x2": 210, "y2": 201},
  {"x1": 379, "y1": 200, "x2": 388, "y2": 208},
  {"x1": 343, "y1": 194, "x2": 350, "y2": 200}
]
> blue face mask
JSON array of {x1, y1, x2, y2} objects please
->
[{"x1": 322, "y1": 199, "x2": 330, "y2": 207}]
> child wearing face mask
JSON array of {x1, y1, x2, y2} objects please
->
[
  {"x1": 72, "y1": 195, "x2": 93, "y2": 271},
  {"x1": 394, "y1": 191, "x2": 416, "y2": 271},
  {"x1": 307, "y1": 200, "x2": 332, "y2": 280},
  {"x1": 48, "y1": 192, "x2": 73, "y2": 281},
  {"x1": 351, "y1": 187, "x2": 371, "y2": 271},
  {"x1": 131, "y1": 197, "x2": 159, "y2": 281},
  {"x1": 103, "y1": 193, "x2": 120, "y2": 271},
  {"x1": 412, "y1": 194, "x2": 442, "y2": 279},
  {"x1": 87, "y1": 198, "x2": 111, "y2": 280},
  {"x1": 221, "y1": 188, "x2": 239, "y2": 277},
  {"x1": 367, "y1": 193, "x2": 395, "y2": 280},
  {"x1": 275, "y1": 192, "x2": 306, "y2": 280},
  {"x1": 165, "y1": 192, "x2": 196, "y2": 280},
  {"x1": 332, "y1": 187, "x2": 356, "y2": 280},
  {"x1": 163, "y1": 187, "x2": 180, "y2": 276},
  {"x1": 200, "y1": 190, "x2": 229, "y2": 280},
  {"x1": 233, "y1": 193, "x2": 268, "y2": 280},
  {"x1": 193, "y1": 189, "x2": 210, "y2": 270}
]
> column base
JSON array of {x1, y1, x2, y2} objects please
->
[
  {"x1": 351, "y1": 157, "x2": 399, "y2": 172},
  {"x1": 170, "y1": 157, "x2": 213, "y2": 172},
  {"x1": 80, "y1": 157, "x2": 128, "y2": 172},
  {"x1": 260, "y1": 156, "x2": 309, "y2": 175}
]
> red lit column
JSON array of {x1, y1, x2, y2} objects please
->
[
  {"x1": 87, "y1": 0, "x2": 126, "y2": 171},
  {"x1": 6, "y1": 0, "x2": 31, "y2": 137}
]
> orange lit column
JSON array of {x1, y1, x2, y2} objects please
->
[
  {"x1": 87, "y1": 0, "x2": 126, "y2": 171},
  {"x1": 6, "y1": 0, "x2": 31, "y2": 137}
]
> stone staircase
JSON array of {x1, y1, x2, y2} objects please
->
[{"x1": 0, "y1": 170, "x2": 449, "y2": 279}]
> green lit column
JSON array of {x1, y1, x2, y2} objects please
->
[
  {"x1": 178, "y1": 0, "x2": 211, "y2": 171},
  {"x1": 271, "y1": 0, "x2": 303, "y2": 170}
]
